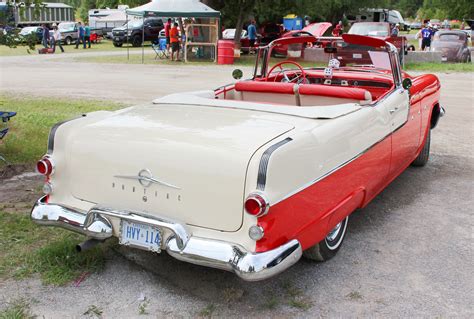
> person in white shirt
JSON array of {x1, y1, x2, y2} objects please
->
[{"x1": 52, "y1": 24, "x2": 64, "y2": 53}]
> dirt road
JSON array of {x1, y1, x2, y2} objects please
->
[{"x1": 0, "y1": 53, "x2": 473, "y2": 318}]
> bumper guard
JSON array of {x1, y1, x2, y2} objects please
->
[{"x1": 31, "y1": 196, "x2": 302, "y2": 281}]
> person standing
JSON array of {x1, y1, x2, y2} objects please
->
[
  {"x1": 164, "y1": 18, "x2": 172, "y2": 54},
  {"x1": 332, "y1": 21, "x2": 343, "y2": 37},
  {"x1": 170, "y1": 22, "x2": 180, "y2": 61},
  {"x1": 75, "y1": 22, "x2": 84, "y2": 49},
  {"x1": 52, "y1": 25, "x2": 64, "y2": 53},
  {"x1": 420, "y1": 23, "x2": 433, "y2": 51},
  {"x1": 42, "y1": 24, "x2": 50, "y2": 48},
  {"x1": 84, "y1": 23, "x2": 91, "y2": 48},
  {"x1": 391, "y1": 23, "x2": 400, "y2": 37},
  {"x1": 247, "y1": 20, "x2": 257, "y2": 54}
]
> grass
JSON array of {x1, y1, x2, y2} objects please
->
[
  {"x1": 74, "y1": 50, "x2": 474, "y2": 73},
  {"x1": 281, "y1": 281, "x2": 312, "y2": 310},
  {"x1": 198, "y1": 304, "x2": 216, "y2": 318},
  {"x1": 0, "y1": 39, "x2": 145, "y2": 56},
  {"x1": 0, "y1": 298, "x2": 34, "y2": 319},
  {"x1": 83, "y1": 304, "x2": 103, "y2": 318},
  {"x1": 405, "y1": 62, "x2": 474, "y2": 72},
  {"x1": 0, "y1": 95, "x2": 123, "y2": 166},
  {"x1": 0, "y1": 210, "x2": 111, "y2": 286}
]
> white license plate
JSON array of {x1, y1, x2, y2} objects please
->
[
  {"x1": 441, "y1": 56, "x2": 447, "y2": 62},
  {"x1": 353, "y1": 53, "x2": 362, "y2": 59},
  {"x1": 120, "y1": 220, "x2": 161, "y2": 253}
]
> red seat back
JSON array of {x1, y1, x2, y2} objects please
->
[
  {"x1": 298, "y1": 84, "x2": 370, "y2": 100},
  {"x1": 234, "y1": 81, "x2": 295, "y2": 94}
]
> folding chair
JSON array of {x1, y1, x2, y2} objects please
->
[
  {"x1": 0, "y1": 111, "x2": 17, "y2": 164},
  {"x1": 152, "y1": 38, "x2": 169, "y2": 60}
]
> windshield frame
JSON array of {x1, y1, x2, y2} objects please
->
[{"x1": 253, "y1": 35, "x2": 402, "y2": 89}]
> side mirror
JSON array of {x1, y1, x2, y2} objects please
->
[
  {"x1": 402, "y1": 78, "x2": 412, "y2": 90},
  {"x1": 232, "y1": 69, "x2": 243, "y2": 80}
]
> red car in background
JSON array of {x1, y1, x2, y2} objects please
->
[
  {"x1": 273, "y1": 22, "x2": 332, "y2": 56},
  {"x1": 223, "y1": 28, "x2": 261, "y2": 54},
  {"x1": 347, "y1": 22, "x2": 407, "y2": 64}
]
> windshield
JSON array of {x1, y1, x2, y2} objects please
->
[
  {"x1": 348, "y1": 23, "x2": 389, "y2": 37},
  {"x1": 20, "y1": 27, "x2": 36, "y2": 34},
  {"x1": 437, "y1": 34, "x2": 462, "y2": 41},
  {"x1": 223, "y1": 29, "x2": 246, "y2": 39},
  {"x1": 256, "y1": 37, "x2": 394, "y2": 81},
  {"x1": 59, "y1": 23, "x2": 75, "y2": 31}
]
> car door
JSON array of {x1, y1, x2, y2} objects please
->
[{"x1": 387, "y1": 86, "x2": 421, "y2": 178}]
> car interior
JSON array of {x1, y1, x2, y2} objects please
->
[{"x1": 215, "y1": 63, "x2": 394, "y2": 107}]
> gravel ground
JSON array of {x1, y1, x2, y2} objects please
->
[{"x1": 0, "y1": 53, "x2": 473, "y2": 318}]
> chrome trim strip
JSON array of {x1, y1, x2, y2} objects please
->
[
  {"x1": 257, "y1": 138, "x2": 292, "y2": 191},
  {"x1": 47, "y1": 115, "x2": 86, "y2": 154},
  {"x1": 274, "y1": 131, "x2": 392, "y2": 205},
  {"x1": 31, "y1": 196, "x2": 302, "y2": 281}
]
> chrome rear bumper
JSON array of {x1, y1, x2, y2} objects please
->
[{"x1": 31, "y1": 196, "x2": 302, "y2": 281}]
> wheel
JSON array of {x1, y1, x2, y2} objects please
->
[
  {"x1": 113, "y1": 42, "x2": 123, "y2": 47},
  {"x1": 303, "y1": 216, "x2": 349, "y2": 262},
  {"x1": 132, "y1": 36, "x2": 142, "y2": 47},
  {"x1": 412, "y1": 129, "x2": 431, "y2": 166},
  {"x1": 65, "y1": 37, "x2": 72, "y2": 45}
]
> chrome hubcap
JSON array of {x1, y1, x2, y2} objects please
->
[{"x1": 326, "y1": 222, "x2": 342, "y2": 242}]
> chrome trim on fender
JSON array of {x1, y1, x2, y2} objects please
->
[
  {"x1": 166, "y1": 237, "x2": 302, "y2": 281},
  {"x1": 31, "y1": 196, "x2": 302, "y2": 281},
  {"x1": 257, "y1": 138, "x2": 292, "y2": 190}
]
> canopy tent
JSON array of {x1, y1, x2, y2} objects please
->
[
  {"x1": 125, "y1": 0, "x2": 221, "y2": 63},
  {"x1": 126, "y1": 0, "x2": 220, "y2": 18}
]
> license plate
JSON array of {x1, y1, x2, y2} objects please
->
[
  {"x1": 441, "y1": 56, "x2": 447, "y2": 62},
  {"x1": 353, "y1": 53, "x2": 362, "y2": 59},
  {"x1": 120, "y1": 220, "x2": 161, "y2": 253}
]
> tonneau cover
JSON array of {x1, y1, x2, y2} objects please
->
[{"x1": 153, "y1": 91, "x2": 362, "y2": 119}]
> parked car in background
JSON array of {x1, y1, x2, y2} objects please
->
[
  {"x1": 348, "y1": 22, "x2": 408, "y2": 64},
  {"x1": 223, "y1": 28, "x2": 260, "y2": 53},
  {"x1": 58, "y1": 22, "x2": 79, "y2": 45},
  {"x1": 410, "y1": 22, "x2": 422, "y2": 29},
  {"x1": 273, "y1": 22, "x2": 332, "y2": 56},
  {"x1": 31, "y1": 33, "x2": 443, "y2": 281},
  {"x1": 431, "y1": 30, "x2": 471, "y2": 62},
  {"x1": 19, "y1": 26, "x2": 43, "y2": 43},
  {"x1": 112, "y1": 18, "x2": 164, "y2": 47},
  {"x1": 259, "y1": 22, "x2": 284, "y2": 46}
]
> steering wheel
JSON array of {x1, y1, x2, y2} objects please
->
[{"x1": 266, "y1": 60, "x2": 307, "y2": 83}]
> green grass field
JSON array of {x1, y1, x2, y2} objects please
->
[
  {"x1": 75, "y1": 52, "x2": 474, "y2": 72},
  {"x1": 0, "y1": 95, "x2": 123, "y2": 166}
]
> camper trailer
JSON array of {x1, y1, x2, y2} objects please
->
[
  {"x1": 0, "y1": 2, "x2": 74, "y2": 27},
  {"x1": 89, "y1": 5, "x2": 128, "y2": 38},
  {"x1": 347, "y1": 9, "x2": 408, "y2": 31}
]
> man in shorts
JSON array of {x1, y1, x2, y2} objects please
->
[
  {"x1": 421, "y1": 24, "x2": 433, "y2": 51},
  {"x1": 247, "y1": 20, "x2": 257, "y2": 54},
  {"x1": 165, "y1": 18, "x2": 172, "y2": 54},
  {"x1": 170, "y1": 22, "x2": 180, "y2": 61}
]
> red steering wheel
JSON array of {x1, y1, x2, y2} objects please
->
[{"x1": 266, "y1": 60, "x2": 306, "y2": 83}]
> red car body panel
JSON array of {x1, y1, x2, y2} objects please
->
[{"x1": 255, "y1": 72, "x2": 441, "y2": 252}]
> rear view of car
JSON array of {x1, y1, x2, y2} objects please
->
[{"x1": 431, "y1": 31, "x2": 471, "y2": 62}]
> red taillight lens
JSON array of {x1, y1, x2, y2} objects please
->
[
  {"x1": 244, "y1": 193, "x2": 269, "y2": 217},
  {"x1": 36, "y1": 157, "x2": 54, "y2": 176}
]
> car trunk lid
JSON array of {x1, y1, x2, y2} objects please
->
[{"x1": 66, "y1": 104, "x2": 294, "y2": 232}]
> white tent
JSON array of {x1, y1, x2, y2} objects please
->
[
  {"x1": 126, "y1": 0, "x2": 221, "y2": 63},
  {"x1": 126, "y1": 0, "x2": 220, "y2": 18}
]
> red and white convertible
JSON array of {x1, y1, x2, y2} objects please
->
[{"x1": 31, "y1": 34, "x2": 444, "y2": 281}]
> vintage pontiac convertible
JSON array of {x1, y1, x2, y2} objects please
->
[{"x1": 31, "y1": 34, "x2": 444, "y2": 281}]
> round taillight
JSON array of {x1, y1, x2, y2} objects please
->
[
  {"x1": 36, "y1": 157, "x2": 54, "y2": 176},
  {"x1": 244, "y1": 193, "x2": 269, "y2": 217}
]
